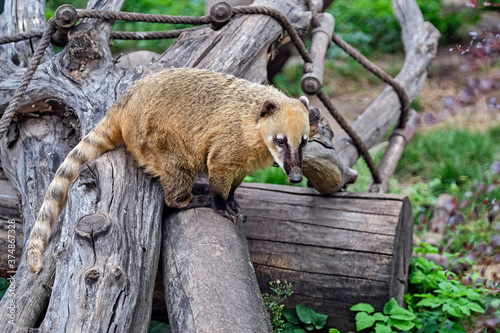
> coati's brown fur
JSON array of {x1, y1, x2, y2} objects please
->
[{"x1": 27, "y1": 68, "x2": 310, "y2": 272}]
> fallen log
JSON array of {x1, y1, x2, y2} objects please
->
[{"x1": 238, "y1": 183, "x2": 413, "y2": 331}]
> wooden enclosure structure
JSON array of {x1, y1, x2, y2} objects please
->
[{"x1": 0, "y1": 0, "x2": 439, "y2": 331}]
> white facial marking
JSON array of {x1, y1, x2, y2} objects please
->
[
  {"x1": 267, "y1": 135, "x2": 273, "y2": 142},
  {"x1": 276, "y1": 134, "x2": 284, "y2": 140},
  {"x1": 270, "y1": 149, "x2": 284, "y2": 169},
  {"x1": 303, "y1": 135, "x2": 308, "y2": 141}
]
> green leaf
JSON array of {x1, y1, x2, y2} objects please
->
[
  {"x1": 383, "y1": 298, "x2": 416, "y2": 321},
  {"x1": 442, "y1": 303, "x2": 461, "y2": 318},
  {"x1": 296, "y1": 304, "x2": 315, "y2": 324},
  {"x1": 388, "y1": 318, "x2": 415, "y2": 331},
  {"x1": 328, "y1": 329, "x2": 340, "y2": 333},
  {"x1": 383, "y1": 298, "x2": 399, "y2": 315},
  {"x1": 416, "y1": 296, "x2": 444, "y2": 308},
  {"x1": 283, "y1": 308, "x2": 299, "y2": 325},
  {"x1": 467, "y1": 301, "x2": 485, "y2": 314},
  {"x1": 457, "y1": 303, "x2": 471, "y2": 316},
  {"x1": 374, "y1": 322, "x2": 394, "y2": 333},
  {"x1": 304, "y1": 323, "x2": 315, "y2": 331},
  {"x1": 437, "y1": 282, "x2": 456, "y2": 295},
  {"x1": 293, "y1": 329, "x2": 307, "y2": 333},
  {"x1": 355, "y1": 312, "x2": 376, "y2": 331},
  {"x1": 465, "y1": 289, "x2": 483, "y2": 302},
  {"x1": 350, "y1": 303, "x2": 375, "y2": 313},
  {"x1": 373, "y1": 312, "x2": 388, "y2": 323},
  {"x1": 311, "y1": 311, "x2": 328, "y2": 329}
]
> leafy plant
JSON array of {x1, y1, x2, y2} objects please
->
[
  {"x1": 407, "y1": 245, "x2": 491, "y2": 332},
  {"x1": 282, "y1": 304, "x2": 328, "y2": 332},
  {"x1": 350, "y1": 298, "x2": 416, "y2": 332},
  {"x1": 263, "y1": 280, "x2": 294, "y2": 332}
]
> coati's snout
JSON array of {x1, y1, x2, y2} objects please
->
[
  {"x1": 260, "y1": 96, "x2": 310, "y2": 184},
  {"x1": 287, "y1": 167, "x2": 303, "y2": 184},
  {"x1": 279, "y1": 141, "x2": 306, "y2": 184}
]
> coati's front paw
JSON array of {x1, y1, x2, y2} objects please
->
[
  {"x1": 227, "y1": 198, "x2": 241, "y2": 215},
  {"x1": 214, "y1": 209, "x2": 239, "y2": 225}
]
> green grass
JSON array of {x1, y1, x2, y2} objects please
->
[
  {"x1": 244, "y1": 166, "x2": 308, "y2": 187},
  {"x1": 396, "y1": 126, "x2": 500, "y2": 188}
]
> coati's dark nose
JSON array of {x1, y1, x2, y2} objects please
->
[{"x1": 288, "y1": 167, "x2": 303, "y2": 184}]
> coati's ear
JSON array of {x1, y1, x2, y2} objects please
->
[
  {"x1": 260, "y1": 99, "x2": 280, "y2": 118},
  {"x1": 299, "y1": 96, "x2": 309, "y2": 109}
]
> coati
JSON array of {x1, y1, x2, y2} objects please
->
[{"x1": 27, "y1": 68, "x2": 310, "y2": 273}]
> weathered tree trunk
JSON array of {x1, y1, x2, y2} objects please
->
[{"x1": 39, "y1": 147, "x2": 164, "y2": 332}]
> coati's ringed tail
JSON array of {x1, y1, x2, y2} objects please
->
[{"x1": 27, "y1": 113, "x2": 123, "y2": 272}]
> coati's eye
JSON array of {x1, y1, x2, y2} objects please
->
[{"x1": 274, "y1": 137, "x2": 286, "y2": 147}]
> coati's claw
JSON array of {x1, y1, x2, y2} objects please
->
[
  {"x1": 227, "y1": 198, "x2": 241, "y2": 215},
  {"x1": 214, "y1": 209, "x2": 239, "y2": 225}
]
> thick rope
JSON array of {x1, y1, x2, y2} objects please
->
[
  {"x1": 316, "y1": 90, "x2": 382, "y2": 184},
  {"x1": 0, "y1": 21, "x2": 57, "y2": 139},
  {"x1": 331, "y1": 32, "x2": 410, "y2": 128},
  {"x1": 305, "y1": 0, "x2": 321, "y2": 28},
  {"x1": 0, "y1": 30, "x2": 44, "y2": 45},
  {"x1": 77, "y1": 9, "x2": 211, "y2": 25}
]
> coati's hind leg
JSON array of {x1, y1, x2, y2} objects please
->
[
  {"x1": 160, "y1": 172, "x2": 211, "y2": 210},
  {"x1": 157, "y1": 158, "x2": 211, "y2": 210}
]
